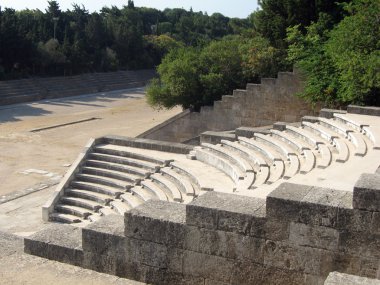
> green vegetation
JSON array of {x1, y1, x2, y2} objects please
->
[
  {"x1": 1, "y1": 0, "x2": 378, "y2": 108},
  {"x1": 0, "y1": 1, "x2": 249, "y2": 79},
  {"x1": 148, "y1": 0, "x2": 379, "y2": 110}
]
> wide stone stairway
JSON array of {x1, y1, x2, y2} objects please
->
[{"x1": 44, "y1": 106, "x2": 380, "y2": 225}]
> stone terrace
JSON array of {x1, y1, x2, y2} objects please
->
[{"x1": 42, "y1": 106, "x2": 380, "y2": 226}]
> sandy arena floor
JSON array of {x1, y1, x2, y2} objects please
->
[{"x1": 0, "y1": 87, "x2": 181, "y2": 197}]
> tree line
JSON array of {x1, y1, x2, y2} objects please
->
[
  {"x1": 0, "y1": 0, "x2": 250, "y2": 79},
  {"x1": 148, "y1": 0, "x2": 379, "y2": 110}
]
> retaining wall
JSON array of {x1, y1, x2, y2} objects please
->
[
  {"x1": 139, "y1": 71, "x2": 317, "y2": 143},
  {"x1": 26, "y1": 172, "x2": 380, "y2": 285}
]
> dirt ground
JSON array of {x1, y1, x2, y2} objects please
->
[{"x1": 0, "y1": 87, "x2": 181, "y2": 197}]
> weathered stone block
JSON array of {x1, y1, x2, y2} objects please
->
[
  {"x1": 24, "y1": 223, "x2": 83, "y2": 266},
  {"x1": 125, "y1": 200, "x2": 186, "y2": 248},
  {"x1": 186, "y1": 192, "x2": 265, "y2": 235},
  {"x1": 347, "y1": 105, "x2": 380, "y2": 117},
  {"x1": 324, "y1": 271, "x2": 380, "y2": 285},
  {"x1": 353, "y1": 173, "x2": 380, "y2": 211},
  {"x1": 289, "y1": 222, "x2": 339, "y2": 251},
  {"x1": 182, "y1": 250, "x2": 234, "y2": 282},
  {"x1": 184, "y1": 226, "x2": 265, "y2": 263}
]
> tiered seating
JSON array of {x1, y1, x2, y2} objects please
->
[
  {"x1": 0, "y1": 70, "x2": 156, "y2": 106},
  {"x1": 47, "y1": 107, "x2": 380, "y2": 224}
]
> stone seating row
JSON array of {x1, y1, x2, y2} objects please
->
[
  {"x1": 51, "y1": 143, "x2": 200, "y2": 224},
  {"x1": 191, "y1": 113, "x2": 375, "y2": 191}
]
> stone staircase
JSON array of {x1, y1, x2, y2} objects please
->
[
  {"x1": 43, "y1": 106, "x2": 380, "y2": 225},
  {"x1": 0, "y1": 69, "x2": 155, "y2": 106}
]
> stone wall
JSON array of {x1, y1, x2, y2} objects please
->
[
  {"x1": 138, "y1": 71, "x2": 317, "y2": 143},
  {"x1": 26, "y1": 172, "x2": 380, "y2": 285}
]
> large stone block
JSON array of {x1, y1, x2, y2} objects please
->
[
  {"x1": 267, "y1": 183, "x2": 351, "y2": 228},
  {"x1": 182, "y1": 250, "x2": 234, "y2": 282},
  {"x1": 186, "y1": 192, "x2": 266, "y2": 235},
  {"x1": 125, "y1": 200, "x2": 186, "y2": 248},
  {"x1": 24, "y1": 223, "x2": 83, "y2": 266},
  {"x1": 353, "y1": 173, "x2": 380, "y2": 211},
  {"x1": 324, "y1": 271, "x2": 380, "y2": 285},
  {"x1": 184, "y1": 226, "x2": 265, "y2": 263}
]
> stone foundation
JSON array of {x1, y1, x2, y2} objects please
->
[{"x1": 25, "y1": 172, "x2": 380, "y2": 284}]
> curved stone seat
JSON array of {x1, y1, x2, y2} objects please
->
[
  {"x1": 73, "y1": 175, "x2": 126, "y2": 196},
  {"x1": 99, "y1": 207, "x2": 117, "y2": 216},
  {"x1": 194, "y1": 147, "x2": 243, "y2": 184},
  {"x1": 50, "y1": 213, "x2": 82, "y2": 224},
  {"x1": 140, "y1": 180, "x2": 170, "y2": 201},
  {"x1": 334, "y1": 113, "x2": 367, "y2": 132},
  {"x1": 160, "y1": 167, "x2": 196, "y2": 197},
  {"x1": 65, "y1": 188, "x2": 113, "y2": 205},
  {"x1": 318, "y1": 118, "x2": 367, "y2": 156},
  {"x1": 110, "y1": 200, "x2": 131, "y2": 215},
  {"x1": 150, "y1": 173, "x2": 183, "y2": 202},
  {"x1": 120, "y1": 192, "x2": 144, "y2": 208},
  {"x1": 236, "y1": 172, "x2": 256, "y2": 190},
  {"x1": 94, "y1": 145, "x2": 172, "y2": 166},
  {"x1": 88, "y1": 152, "x2": 160, "y2": 172},
  {"x1": 220, "y1": 140, "x2": 269, "y2": 186},
  {"x1": 238, "y1": 137, "x2": 285, "y2": 183},
  {"x1": 285, "y1": 126, "x2": 332, "y2": 168},
  {"x1": 85, "y1": 160, "x2": 150, "y2": 178},
  {"x1": 55, "y1": 204, "x2": 92, "y2": 219},
  {"x1": 270, "y1": 130, "x2": 316, "y2": 173},
  {"x1": 170, "y1": 162, "x2": 202, "y2": 195},
  {"x1": 81, "y1": 166, "x2": 141, "y2": 185},
  {"x1": 201, "y1": 143, "x2": 254, "y2": 174},
  {"x1": 253, "y1": 133, "x2": 300, "y2": 178},
  {"x1": 302, "y1": 121, "x2": 349, "y2": 163},
  {"x1": 60, "y1": 196, "x2": 103, "y2": 212},
  {"x1": 130, "y1": 185, "x2": 159, "y2": 202}
]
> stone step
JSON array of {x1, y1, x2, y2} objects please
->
[
  {"x1": 220, "y1": 140, "x2": 270, "y2": 186},
  {"x1": 170, "y1": 162, "x2": 202, "y2": 195},
  {"x1": 65, "y1": 188, "x2": 113, "y2": 205},
  {"x1": 283, "y1": 127, "x2": 332, "y2": 169},
  {"x1": 237, "y1": 137, "x2": 285, "y2": 182},
  {"x1": 94, "y1": 145, "x2": 172, "y2": 166},
  {"x1": 160, "y1": 167, "x2": 196, "y2": 197},
  {"x1": 110, "y1": 200, "x2": 131, "y2": 215},
  {"x1": 60, "y1": 196, "x2": 103, "y2": 212},
  {"x1": 236, "y1": 172, "x2": 256, "y2": 191},
  {"x1": 334, "y1": 113, "x2": 367, "y2": 132},
  {"x1": 86, "y1": 159, "x2": 149, "y2": 177},
  {"x1": 130, "y1": 185, "x2": 158, "y2": 202},
  {"x1": 270, "y1": 130, "x2": 316, "y2": 173},
  {"x1": 72, "y1": 178, "x2": 125, "y2": 197},
  {"x1": 140, "y1": 179, "x2": 171, "y2": 201},
  {"x1": 302, "y1": 121, "x2": 350, "y2": 163},
  {"x1": 88, "y1": 213, "x2": 102, "y2": 223},
  {"x1": 194, "y1": 147, "x2": 244, "y2": 184},
  {"x1": 99, "y1": 207, "x2": 117, "y2": 216},
  {"x1": 151, "y1": 173, "x2": 183, "y2": 202},
  {"x1": 88, "y1": 153, "x2": 159, "y2": 172},
  {"x1": 55, "y1": 204, "x2": 92, "y2": 219},
  {"x1": 201, "y1": 142, "x2": 254, "y2": 173},
  {"x1": 50, "y1": 213, "x2": 82, "y2": 224},
  {"x1": 252, "y1": 133, "x2": 300, "y2": 178},
  {"x1": 120, "y1": 192, "x2": 144, "y2": 208},
  {"x1": 81, "y1": 166, "x2": 141, "y2": 185}
]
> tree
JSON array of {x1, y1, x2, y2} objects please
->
[{"x1": 287, "y1": 0, "x2": 380, "y2": 107}]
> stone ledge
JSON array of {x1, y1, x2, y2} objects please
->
[
  {"x1": 319, "y1": 108, "x2": 347, "y2": 119},
  {"x1": 200, "y1": 131, "x2": 236, "y2": 144},
  {"x1": 125, "y1": 200, "x2": 186, "y2": 248},
  {"x1": 102, "y1": 135, "x2": 194, "y2": 154},
  {"x1": 186, "y1": 192, "x2": 266, "y2": 236},
  {"x1": 24, "y1": 223, "x2": 83, "y2": 266},
  {"x1": 324, "y1": 272, "x2": 380, "y2": 285},
  {"x1": 353, "y1": 173, "x2": 380, "y2": 211},
  {"x1": 235, "y1": 126, "x2": 271, "y2": 137},
  {"x1": 347, "y1": 105, "x2": 380, "y2": 117}
]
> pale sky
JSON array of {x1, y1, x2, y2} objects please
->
[{"x1": 0, "y1": 1, "x2": 259, "y2": 18}]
